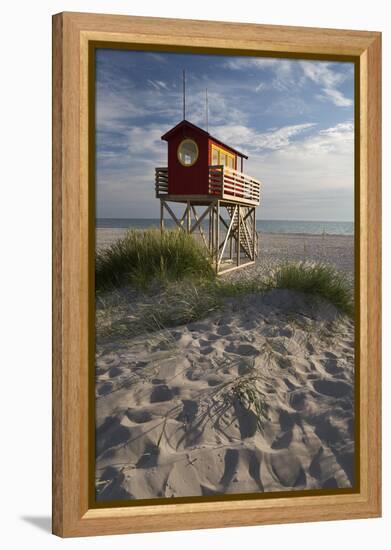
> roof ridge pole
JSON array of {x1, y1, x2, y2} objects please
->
[
  {"x1": 205, "y1": 88, "x2": 208, "y2": 132},
  {"x1": 183, "y1": 69, "x2": 186, "y2": 120}
]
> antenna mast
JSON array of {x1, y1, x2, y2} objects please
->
[
  {"x1": 182, "y1": 69, "x2": 186, "y2": 120},
  {"x1": 205, "y1": 88, "x2": 209, "y2": 132}
]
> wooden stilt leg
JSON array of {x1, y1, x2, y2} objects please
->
[
  {"x1": 237, "y1": 206, "x2": 240, "y2": 266},
  {"x1": 187, "y1": 201, "x2": 191, "y2": 233},
  {"x1": 160, "y1": 200, "x2": 164, "y2": 233},
  {"x1": 216, "y1": 201, "x2": 220, "y2": 273},
  {"x1": 253, "y1": 207, "x2": 256, "y2": 260}
]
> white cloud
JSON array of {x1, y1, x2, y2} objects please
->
[
  {"x1": 147, "y1": 79, "x2": 169, "y2": 91},
  {"x1": 223, "y1": 58, "x2": 297, "y2": 92},
  {"x1": 96, "y1": 89, "x2": 147, "y2": 132},
  {"x1": 246, "y1": 121, "x2": 354, "y2": 220},
  {"x1": 255, "y1": 82, "x2": 266, "y2": 92},
  {"x1": 258, "y1": 122, "x2": 354, "y2": 167},
  {"x1": 185, "y1": 89, "x2": 248, "y2": 127},
  {"x1": 318, "y1": 88, "x2": 353, "y2": 107},
  {"x1": 223, "y1": 58, "x2": 279, "y2": 70},
  {"x1": 145, "y1": 53, "x2": 168, "y2": 63},
  {"x1": 96, "y1": 84, "x2": 181, "y2": 134},
  {"x1": 299, "y1": 61, "x2": 344, "y2": 88},
  {"x1": 125, "y1": 126, "x2": 166, "y2": 156},
  {"x1": 223, "y1": 58, "x2": 353, "y2": 108},
  {"x1": 300, "y1": 61, "x2": 353, "y2": 108},
  {"x1": 254, "y1": 122, "x2": 353, "y2": 185},
  {"x1": 211, "y1": 123, "x2": 315, "y2": 153}
]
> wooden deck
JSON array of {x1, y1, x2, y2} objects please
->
[
  {"x1": 155, "y1": 166, "x2": 261, "y2": 207},
  {"x1": 155, "y1": 193, "x2": 259, "y2": 206}
]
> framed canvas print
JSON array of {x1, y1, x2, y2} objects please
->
[{"x1": 52, "y1": 12, "x2": 381, "y2": 537}]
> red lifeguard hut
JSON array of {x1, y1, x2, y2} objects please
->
[{"x1": 155, "y1": 119, "x2": 262, "y2": 274}]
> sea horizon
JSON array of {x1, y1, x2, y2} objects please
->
[{"x1": 96, "y1": 217, "x2": 354, "y2": 236}]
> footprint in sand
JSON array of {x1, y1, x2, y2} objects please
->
[
  {"x1": 96, "y1": 367, "x2": 108, "y2": 376},
  {"x1": 323, "y1": 358, "x2": 343, "y2": 375},
  {"x1": 290, "y1": 391, "x2": 307, "y2": 411},
  {"x1": 270, "y1": 452, "x2": 307, "y2": 488},
  {"x1": 238, "y1": 362, "x2": 254, "y2": 375},
  {"x1": 324, "y1": 351, "x2": 339, "y2": 359},
  {"x1": 176, "y1": 400, "x2": 198, "y2": 424},
  {"x1": 199, "y1": 339, "x2": 211, "y2": 347},
  {"x1": 322, "y1": 477, "x2": 339, "y2": 488},
  {"x1": 108, "y1": 366, "x2": 123, "y2": 378},
  {"x1": 97, "y1": 352, "x2": 120, "y2": 369},
  {"x1": 216, "y1": 325, "x2": 231, "y2": 336},
  {"x1": 226, "y1": 343, "x2": 258, "y2": 356},
  {"x1": 279, "y1": 410, "x2": 295, "y2": 431},
  {"x1": 200, "y1": 345, "x2": 215, "y2": 355},
  {"x1": 125, "y1": 409, "x2": 152, "y2": 424},
  {"x1": 248, "y1": 451, "x2": 264, "y2": 491},
  {"x1": 314, "y1": 417, "x2": 342, "y2": 444},
  {"x1": 97, "y1": 381, "x2": 114, "y2": 396},
  {"x1": 309, "y1": 447, "x2": 324, "y2": 478},
  {"x1": 96, "y1": 416, "x2": 131, "y2": 456},
  {"x1": 150, "y1": 384, "x2": 174, "y2": 403},
  {"x1": 271, "y1": 430, "x2": 293, "y2": 449},
  {"x1": 306, "y1": 342, "x2": 316, "y2": 353},
  {"x1": 136, "y1": 443, "x2": 159, "y2": 469},
  {"x1": 219, "y1": 449, "x2": 239, "y2": 488},
  {"x1": 151, "y1": 378, "x2": 165, "y2": 385},
  {"x1": 277, "y1": 356, "x2": 292, "y2": 369},
  {"x1": 313, "y1": 379, "x2": 350, "y2": 398},
  {"x1": 98, "y1": 467, "x2": 132, "y2": 501},
  {"x1": 283, "y1": 378, "x2": 298, "y2": 391},
  {"x1": 187, "y1": 322, "x2": 211, "y2": 332},
  {"x1": 233, "y1": 400, "x2": 258, "y2": 438},
  {"x1": 207, "y1": 375, "x2": 224, "y2": 387}
]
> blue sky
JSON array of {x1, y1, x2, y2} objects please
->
[{"x1": 96, "y1": 49, "x2": 354, "y2": 221}]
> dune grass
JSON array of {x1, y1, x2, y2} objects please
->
[
  {"x1": 209, "y1": 262, "x2": 353, "y2": 316},
  {"x1": 96, "y1": 229, "x2": 353, "y2": 318},
  {"x1": 96, "y1": 228, "x2": 214, "y2": 291},
  {"x1": 264, "y1": 262, "x2": 354, "y2": 316}
]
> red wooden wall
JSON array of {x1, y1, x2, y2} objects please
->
[
  {"x1": 167, "y1": 126, "x2": 209, "y2": 195},
  {"x1": 164, "y1": 122, "x2": 241, "y2": 195}
]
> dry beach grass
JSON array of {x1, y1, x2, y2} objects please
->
[{"x1": 95, "y1": 229, "x2": 355, "y2": 501}]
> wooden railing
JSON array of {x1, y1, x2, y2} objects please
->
[
  {"x1": 155, "y1": 167, "x2": 168, "y2": 196},
  {"x1": 155, "y1": 165, "x2": 261, "y2": 205},
  {"x1": 209, "y1": 165, "x2": 261, "y2": 205}
]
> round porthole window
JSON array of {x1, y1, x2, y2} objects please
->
[{"x1": 177, "y1": 139, "x2": 199, "y2": 167}]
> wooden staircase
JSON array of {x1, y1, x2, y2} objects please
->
[{"x1": 226, "y1": 205, "x2": 257, "y2": 261}]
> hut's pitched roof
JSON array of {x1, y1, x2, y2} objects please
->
[{"x1": 161, "y1": 119, "x2": 248, "y2": 159}]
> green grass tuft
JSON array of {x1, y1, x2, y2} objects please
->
[
  {"x1": 96, "y1": 228, "x2": 214, "y2": 291},
  {"x1": 217, "y1": 376, "x2": 269, "y2": 430},
  {"x1": 264, "y1": 262, "x2": 354, "y2": 316},
  {"x1": 208, "y1": 261, "x2": 353, "y2": 316}
]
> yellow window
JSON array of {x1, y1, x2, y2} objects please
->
[{"x1": 211, "y1": 144, "x2": 235, "y2": 168}]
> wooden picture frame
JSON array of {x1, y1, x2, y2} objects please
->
[{"x1": 52, "y1": 12, "x2": 381, "y2": 537}]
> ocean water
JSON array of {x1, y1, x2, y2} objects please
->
[{"x1": 97, "y1": 218, "x2": 354, "y2": 236}]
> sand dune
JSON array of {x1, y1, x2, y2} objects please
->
[{"x1": 95, "y1": 288, "x2": 355, "y2": 501}]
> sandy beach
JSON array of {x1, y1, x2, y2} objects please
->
[{"x1": 95, "y1": 230, "x2": 355, "y2": 501}]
